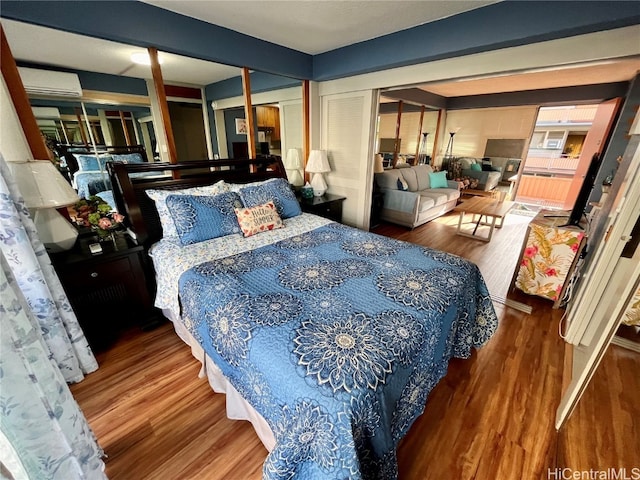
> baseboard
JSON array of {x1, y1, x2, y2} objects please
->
[
  {"x1": 611, "y1": 335, "x2": 640, "y2": 353},
  {"x1": 491, "y1": 294, "x2": 533, "y2": 314}
]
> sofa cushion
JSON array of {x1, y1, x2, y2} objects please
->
[
  {"x1": 397, "y1": 178, "x2": 409, "y2": 191},
  {"x1": 375, "y1": 169, "x2": 403, "y2": 190},
  {"x1": 417, "y1": 195, "x2": 436, "y2": 212},
  {"x1": 459, "y1": 157, "x2": 476, "y2": 170},
  {"x1": 400, "y1": 167, "x2": 418, "y2": 191},
  {"x1": 419, "y1": 190, "x2": 449, "y2": 207},
  {"x1": 413, "y1": 165, "x2": 433, "y2": 190},
  {"x1": 436, "y1": 188, "x2": 461, "y2": 202},
  {"x1": 429, "y1": 171, "x2": 449, "y2": 188}
]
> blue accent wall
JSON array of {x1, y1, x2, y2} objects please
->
[
  {"x1": 2, "y1": 0, "x2": 312, "y2": 79},
  {"x1": 313, "y1": 1, "x2": 640, "y2": 81},
  {"x1": 4, "y1": 1, "x2": 638, "y2": 83},
  {"x1": 206, "y1": 71, "x2": 300, "y2": 101},
  {"x1": 75, "y1": 71, "x2": 147, "y2": 96},
  {"x1": 17, "y1": 61, "x2": 148, "y2": 96},
  {"x1": 224, "y1": 107, "x2": 252, "y2": 158}
]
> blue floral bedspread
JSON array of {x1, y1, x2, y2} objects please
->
[{"x1": 178, "y1": 223, "x2": 498, "y2": 479}]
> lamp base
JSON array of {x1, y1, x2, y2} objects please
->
[
  {"x1": 310, "y1": 173, "x2": 327, "y2": 197},
  {"x1": 33, "y1": 208, "x2": 78, "y2": 252}
]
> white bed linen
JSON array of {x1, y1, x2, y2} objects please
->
[
  {"x1": 150, "y1": 213, "x2": 333, "y2": 451},
  {"x1": 163, "y1": 307, "x2": 277, "y2": 450}
]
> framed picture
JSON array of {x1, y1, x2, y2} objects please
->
[{"x1": 235, "y1": 118, "x2": 247, "y2": 135}]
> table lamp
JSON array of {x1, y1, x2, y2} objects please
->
[
  {"x1": 374, "y1": 153, "x2": 385, "y2": 174},
  {"x1": 306, "y1": 150, "x2": 331, "y2": 196},
  {"x1": 284, "y1": 148, "x2": 304, "y2": 187},
  {"x1": 9, "y1": 160, "x2": 80, "y2": 252}
]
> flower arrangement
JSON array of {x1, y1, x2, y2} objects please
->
[{"x1": 72, "y1": 196, "x2": 125, "y2": 238}]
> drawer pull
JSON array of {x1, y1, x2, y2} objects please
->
[{"x1": 90, "y1": 272, "x2": 98, "y2": 278}]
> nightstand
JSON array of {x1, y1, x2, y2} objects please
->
[
  {"x1": 50, "y1": 233, "x2": 154, "y2": 351},
  {"x1": 370, "y1": 190, "x2": 385, "y2": 229},
  {"x1": 299, "y1": 193, "x2": 346, "y2": 222}
]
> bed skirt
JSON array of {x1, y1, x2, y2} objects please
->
[{"x1": 163, "y1": 308, "x2": 276, "y2": 451}]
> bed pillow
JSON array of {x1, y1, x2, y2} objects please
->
[
  {"x1": 234, "y1": 201, "x2": 284, "y2": 237},
  {"x1": 470, "y1": 163, "x2": 482, "y2": 172},
  {"x1": 75, "y1": 155, "x2": 99, "y2": 171},
  {"x1": 146, "y1": 180, "x2": 230, "y2": 238},
  {"x1": 226, "y1": 177, "x2": 278, "y2": 192},
  {"x1": 165, "y1": 191, "x2": 242, "y2": 245},
  {"x1": 112, "y1": 153, "x2": 144, "y2": 164},
  {"x1": 429, "y1": 171, "x2": 448, "y2": 188},
  {"x1": 238, "y1": 177, "x2": 301, "y2": 219}
]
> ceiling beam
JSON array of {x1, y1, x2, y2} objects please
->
[
  {"x1": 148, "y1": 47, "x2": 178, "y2": 165},
  {"x1": 445, "y1": 82, "x2": 631, "y2": 110},
  {"x1": 382, "y1": 88, "x2": 447, "y2": 110},
  {"x1": 241, "y1": 67, "x2": 256, "y2": 160}
]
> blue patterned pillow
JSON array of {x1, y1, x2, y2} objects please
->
[
  {"x1": 75, "y1": 155, "x2": 106, "y2": 171},
  {"x1": 146, "y1": 181, "x2": 230, "y2": 238},
  {"x1": 165, "y1": 192, "x2": 243, "y2": 245},
  {"x1": 239, "y1": 177, "x2": 301, "y2": 219}
]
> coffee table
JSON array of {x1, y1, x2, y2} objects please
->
[{"x1": 453, "y1": 196, "x2": 514, "y2": 242}]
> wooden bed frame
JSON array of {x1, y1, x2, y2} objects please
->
[{"x1": 107, "y1": 156, "x2": 287, "y2": 248}]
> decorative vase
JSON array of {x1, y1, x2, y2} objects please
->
[{"x1": 96, "y1": 229, "x2": 118, "y2": 250}]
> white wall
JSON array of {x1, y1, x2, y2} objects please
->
[
  {"x1": 377, "y1": 110, "x2": 440, "y2": 157},
  {"x1": 441, "y1": 106, "x2": 539, "y2": 162},
  {"x1": 0, "y1": 76, "x2": 33, "y2": 163},
  {"x1": 321, "y1": 90, "x2": 377, "y2": 228}
]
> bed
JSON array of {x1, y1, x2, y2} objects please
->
[
  {"x1": 58, "y1": 144, "x2": 149, "y2": 207},
  {"x1": 108, "y1": 158, "x2": 499, "y2": 480}
]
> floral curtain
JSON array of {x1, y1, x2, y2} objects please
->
[
  {"x1": 0, "y1": 155, "x2": 97, "y2": 381},
  {"x1": 1, "y1": 256, "x2": 106, "y2": 479},
  {"x1": 0, "y1": 155, "x2": 105, "y2": 478}
]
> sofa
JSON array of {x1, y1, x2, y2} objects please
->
[
  {"x1": 456, "y1": 157, "x2": 502, "y2": 191},
  {"x1": 374, "y1": 164, "x2": 460, "y2": 229}
]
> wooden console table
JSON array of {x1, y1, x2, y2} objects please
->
[{"x1": 453, "y1": 196, "x2": 514, "y2": 242}]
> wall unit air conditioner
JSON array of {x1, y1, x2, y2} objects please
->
[
  {"x1": 31, "y1": 107, "x2": 61, "y2": 119},
  {"x1": 18, "y1": 67, "x2": 82, "y2": 98}
]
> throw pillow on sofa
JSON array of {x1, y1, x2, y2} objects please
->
[
  {"x1": 397, "y1": 178, "x2": 409, "y2": 191},
  {"x1": 429, "y1": 171, "x2": 448, "y2": 188},
  {"x1": 470, "y1": 163, "x2": 482, "y2": 171}
]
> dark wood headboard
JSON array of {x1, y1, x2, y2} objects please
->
[
  {"x1": 57, "y1": 144, "x2": 148, "y2": 176},
  {"x1": 107, "y1": 156, "x2": 286, "y2": 248}
]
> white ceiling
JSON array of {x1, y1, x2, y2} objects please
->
[
  {"x1": 141, "y1": 0, "x2": 499, "y2": 55},
  {"x1": 3, "y1": 4, "x2": 638, "y2": 98},
  {"x1": 1, "y1": 18, "x2": 242, "y2": 87}
]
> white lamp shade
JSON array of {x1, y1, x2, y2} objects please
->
[
  {"x1": 286, "y1": 168, "x2": 304, "y2": 186},
  {"x1": 284, "y1": 148, "x2": 302, "y2": 169},
  {"x1": 374, "y1": 154, "x2": 385, "y2": 173},
  {"x1": 306, "y1": 150, "x2": 331, "y2": 173},
  {"x1": 9, "y1": 160, "x2": 79, "y2": 208}
]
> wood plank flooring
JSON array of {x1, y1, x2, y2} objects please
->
[{"x1": 70, "y1": 211, "x2": 640, "y2": 479}]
